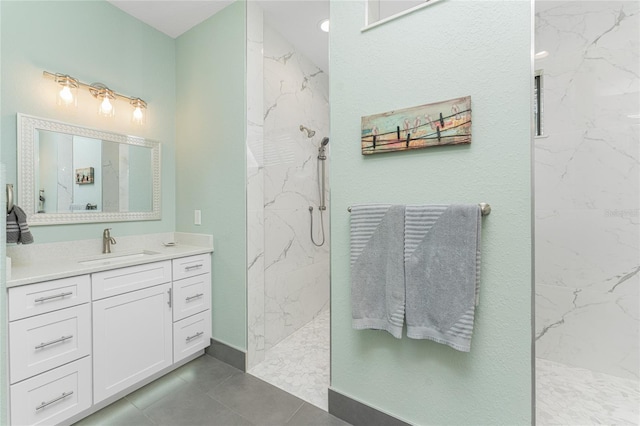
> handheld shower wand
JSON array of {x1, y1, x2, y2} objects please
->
[{"x1": 310, "y1": 137, "x2": 329, "y2": 246}]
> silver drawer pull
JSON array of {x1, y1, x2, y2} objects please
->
[
  {"x1": 186, "y1": 331, "x2": 204, "y2": 342},
  {"x1": 185, "y1": 293, "x2": 204, "y2": 302},
  {"x1": 35, "y1": 335, "x2": 73, "y2": 350},
  {"x1": 35, "y1": 391, "x2": 74, "y2": 411},
  {"x1": 34, "y1": 292, "x2": 73, "y2": 303},
  {"x1": 185, "y1": 264, "x2": 203, "y2": 271},
  {"x1": 168, "y1": 288, "x2": 172, "y2": 308}
]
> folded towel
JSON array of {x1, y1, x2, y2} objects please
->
[
  {"x1": 350, "y1": 204, "x2": 405, "y2": 338},
  {"x1": 6, "y1": 205, "x2": 34, "y2": 244},
  {"x1": 404, "y1": 204, "x2": 481, "y2": 352}
]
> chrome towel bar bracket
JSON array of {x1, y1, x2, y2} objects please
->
[{"x1": 6, "y1": 183, "x2": 14, "y2": 214}]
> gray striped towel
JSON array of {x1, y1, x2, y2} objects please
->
[
  {"x1": 404, "y1": 204, "x2": 481, "y2": 352},
  {"x1": 350, "y1": 204, "x2": 405, "y2": 339},
  {"x1": 7, "y1": 205, "x2": 34, "y2": 244}
]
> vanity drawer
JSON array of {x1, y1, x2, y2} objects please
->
[
  {"x1": 173, "y1": 310, "x2": 211, "y2": 363},
  {"x1": 10, "y1": 356, "x2": 92, "y2": 426},
  {"x1": 9, "y1": 304, "x2": 91, "y2": 384},
  {"x1": 173, "y1": 273, "x2": 211, "y2": 322},
  {"x1": 172, "y1": 254, "x2": 211, "y2": 281},
  {"x1": 8, "y1": 275, "x2": 90, "y2": 321},
  {"x1": 92, "y1": 260, "x2": 171, "y2": 300}
]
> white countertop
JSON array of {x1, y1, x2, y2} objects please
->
[{"x1": 6, "y1": 233, "x2": 214, "y2": 288}]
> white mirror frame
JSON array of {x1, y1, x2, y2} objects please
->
[
  {"x1": 17, "y1": 113, "x2": 161, "y2": 226},
  {"x1": 363, "y1": 0, "x2": 444, "y2": 31}
]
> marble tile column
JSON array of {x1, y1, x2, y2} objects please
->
[
  {"x1": 247, "y1": 2, "x2": 266, "y2": 369},
  {"x1": 534, "y1": 0, "x2": 639, "y2": 380}
]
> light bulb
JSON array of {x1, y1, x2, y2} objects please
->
[
  {"x1": 130, "y1": 98, "x2": 147, "y2": 125},
  {"x1": 59, "y1": 86, "x2": 74, "y2": 105},
  {"x1": 133, "y1": 106, "x2": 144, "y2": 123},
  {"x1": 319, "y1": 19, "x2": 329, "y2": 32},
  {"x1": 100, "y1": 97, "x2": 113, "y2": 115}
]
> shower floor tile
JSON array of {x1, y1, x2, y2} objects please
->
[
  {"x1": 536, "y1": 358, "x2": 640, "y2": 425},
  {"x1": 249, "y1": 309, "x2": 330, "y2": 410}
]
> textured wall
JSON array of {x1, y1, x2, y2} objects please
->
[
  {"x1": 329, "y1": 1, "x2": 533, "y2": 424},
  {"x1": 175, "y1": 2, "x2": 247, "y2": 351},
  {"x1": 534, "y1": 1, "x2": 640, "y2": 380}
]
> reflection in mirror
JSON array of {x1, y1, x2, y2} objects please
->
[
  {"x1": 365, "y1": 0, "x2": 441, "y2": 28},
  {"x1": 19, "y1": 114, "x2": 161, "y2": 225}
]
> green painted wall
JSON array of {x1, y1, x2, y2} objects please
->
[
  {"x1": 0, "y1": 1, "x2": 176, "y2": 243},
  {"x1": 175, "y1": 2, "x2": 247, "y2": 351},
  {"x1": 329, "y1": 1, "x2": 533, "y2": 424},
  {"x1": 1, "y1": 2, "x2": 175, "y2": 418}
]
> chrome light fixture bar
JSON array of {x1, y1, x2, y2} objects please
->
[{"x1": 43, "y1": 70, "x2": 147, "y2": 125}]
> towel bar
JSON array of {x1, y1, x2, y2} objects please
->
[{"x1": 347, "y1": 203, "x2": 491, "y2": 216}]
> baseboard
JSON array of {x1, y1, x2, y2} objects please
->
[
  {"x1": 205, "y1": 338, "x2": 247, "y2": 372},
  {"x1": 328, "y1": 388, "x2": 411, "y2": 426}
]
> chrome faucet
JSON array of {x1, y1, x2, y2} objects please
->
[{"x1": 103, "y1": 228, "x2": 116, "y2": 254}]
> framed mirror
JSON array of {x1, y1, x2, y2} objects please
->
[{"x1": 17, "y1": 114, "x2": 161, "y2": 225}]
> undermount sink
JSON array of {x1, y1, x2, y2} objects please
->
[{"x1": 78, "y1": 250, "x2": 161, "y2": 266}]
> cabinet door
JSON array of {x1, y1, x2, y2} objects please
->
[
  {"x1": 91, "y1": 261, "x2": 171, "y2": 301},
  {"x1": 173, "y1": 273, "x2": 211, "y2": 322},
  {"x1": 9, "y1": 304, "x2": 91, "y2": 384},
  {"x1": 10, "y1": 356, "x2": 92, "y2": 426},
  {"x1": 93, "y1": 283, "x2": 172, "y2": 403},
  {"x1": 173, "y1": 310, "x2": 211, "y2": 363},
  {"x1": 9, "y1": 275, "x2": 90, "y2": 321},
  {"x1": 172, "y1": 254, "x2": 211, "y2": 281}
]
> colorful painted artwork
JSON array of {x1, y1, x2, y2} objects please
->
[
  {"x1": 75, "y1": 167, "x2": 94, "y2": 184},
  {"x1": 361, "y1": 96, "x2": 471, "y2": 155}
]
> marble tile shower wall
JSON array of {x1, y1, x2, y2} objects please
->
[
  {"x1": 262, "y1": 22, "x2": 330, "y2": 354},
  {"x1": 534, "y1": 1, "x2": 639, "y2": 380},
  {"x1": 246, "y1": 4, "x2": 330, "y2": 369}
]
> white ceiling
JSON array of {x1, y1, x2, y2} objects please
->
[
  {"x1": 260, "y1": 1, "x2": 329, "y2": 72},
  {"x1": 107, "y1": 0, "x2": 329, "y2": 72},
  {"x1": 107, "y1": 1, "x2": 234, "y2": 38}
]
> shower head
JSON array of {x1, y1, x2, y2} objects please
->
[
  {"x1": 299, "y1": 125, "x2": 316, "y2": 138},
  {"x1": 321, "y1": 137, "x2": 329, "y2": 146}
]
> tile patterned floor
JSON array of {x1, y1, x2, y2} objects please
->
[
  {"x1": 74, "y1": 354, "x2": 349, "y2": 426},
  {"x1": 249, "y1": 309, "x2": 330, "y2": 410},
  {"x1": 536, "y1": 358, "x2": 640, "y2": 425}
]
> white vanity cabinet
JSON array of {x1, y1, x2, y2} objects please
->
[
  {"x1": 7, "y1": 250, "x2": 213, "y2": 425},
  {"x1": 92, "y1": 262, "x2": 173, "y2": 404},
  {"x1": 8, "y1": 275, "x2": 92, "y2": 426}
]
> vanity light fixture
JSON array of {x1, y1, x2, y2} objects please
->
[
  {"x1": 43, "y1": 70, "x2": 147, "y2": 124},
  {"x1": 54, "y1": 74, "x2": 79, "y2": 108}
]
